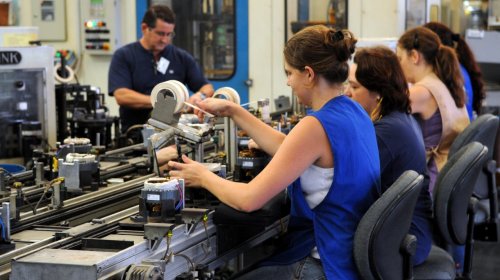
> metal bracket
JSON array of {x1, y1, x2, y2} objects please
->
[
  {"x1": 150, "y1": 91, "x2": 181, "y2": 127},
  {"x1": 144, "y1": 223, "x2": 176, "y2": 251},
  {"x1": 181, "y1": 208, "x2": 210, "y2": 235}
]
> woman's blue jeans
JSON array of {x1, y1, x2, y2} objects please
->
[{"x1": 235, "y1": 256, "x2": 325, "y2": 280}]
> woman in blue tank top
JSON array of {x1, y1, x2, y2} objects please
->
[{"x1": 168, "y1": 25, "x2": 380, "y2": 279}]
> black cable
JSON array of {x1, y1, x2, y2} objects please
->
[
  {"x1": 32, "y1": 190, "x2": 47, "y2": 215},
  {"x1": 22, "y1": 192, "x2": 37, "y2": 214},
  {"x1": 162, "y1": 235, "x2": 172, "y2": 260},
  {"x1": 73, "y1": 73, "x2": 80, "y2": 85},
  {"x1": 174, "y1": 253, "x2": 195, "y2": 271},
  {"x1": 124, "y1": 124, "x2": 145, "y2": 136},
  {"x1": 33, "y1": 179, "x2": 61, "y2": 214},
  {"x1": 199, "y1": 220, "x2": 211, "y2": 261}
]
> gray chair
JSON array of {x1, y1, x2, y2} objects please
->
[
  {"x1": 354, "y1": 170, "x2": 424, "y2": 280},
  {"x1": 414, "y1": 142, "x2": 489, "y2": 280},
  {"x1": 448, "y1": 113, "x2": 499, "y2": 241}
]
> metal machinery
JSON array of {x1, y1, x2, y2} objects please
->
[
  {"x1": 147, "y1": 81, "x2": 240, "y2": 173},
  {"x1": 138, "y1": 177, "x2": 185, "y2": 223},
  {"x1": 2, "y1": 81, "x2": 289, "y2": 280},
  {"x1": 0, "y1": 135, "x2": 158, "y2": 278},
  {"x1": 0, "y1": 120, "x2": 157, "y2": 277},
  {"x1": 233, "y1": 99, "x2": 271, "y2": 183},
  {"x1": 147, "y1": 80, "x2": 217, "y2": 164},
  {"x1": 146, "y1": 80, "x2": 239, "y2": 213},
  {"x1": 0, "y1": 46, "x2": 56, "y2": 163},
  {"x1": 55, "y1": 83, "x2": 119, "y2": 148},
  {"x1": 233, "y1": 96, "x2": 299, "y2": 183},
  {"x1": 58, "y1": 153, "x2": 99, "y2": 193}
]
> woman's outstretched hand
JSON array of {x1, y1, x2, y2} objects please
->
[
  {"x1": 195, "y1": 98, "x2": 235, "y2": 121},
  {"x1": 168, "y1": 155, "x2": 210, "y2": 187},
  {"x1": 248, "y1": 138, "x2": 261, "y2": 150}
]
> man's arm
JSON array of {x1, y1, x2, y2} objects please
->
[
  {"x1": 181, "y1": 50, "x2": 214, "y2": 105},
  {"x1": 109, "y1": 45, "x2": 153, "y2": 109},
  {"x1": 114, "y1": 88, "x2": 153, "y2": 109},
  {"x1": 189, "y1": 83, "x2": 215, "y2": 105}
]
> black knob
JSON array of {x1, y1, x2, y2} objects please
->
[{"x1": 15, "y1": 81, "x2": 25, "y2": 89}]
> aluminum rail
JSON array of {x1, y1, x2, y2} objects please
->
[
  {"x1": 12, "y1": 174, "x2": 154, "y2": 233},
  {"x1": 1, "y1": 206, "x2": 140, "y2": 279}
]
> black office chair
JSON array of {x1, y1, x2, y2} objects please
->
[
  {"x1": 414, "y1": 142, "x2": 489, "y2": 280},
  {"x1": 354, "y1": 170, "x2": 424, "y2": 280},
  {"x1": 448, "y1": 113, "x2": 500, "y2": 241}
]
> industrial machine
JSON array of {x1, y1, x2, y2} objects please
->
[
  {"x1": 55, "y1": 84, "x2": 119, "y2": 148},
  {"x1": 138, "y1": 177, "x2": 185, "y2": 223},
  {"x1": 0, "y1": 46, "x2": 56, "y2": 163},
  {"x1": 146, "y1": 80, "x2": 240, "y2": 173},
  {"x1": 0, "y1": 74, "x2": 292, "y2": 279},
  {"x1": 58, "y1": 153, "x2": 99, "y2": 193},
  {"x1": 148, "y1": 80, "x2": 216, "y2": 159},
  {"x1": 8, "y1": 175, "x2": 288, "y2": 280}
]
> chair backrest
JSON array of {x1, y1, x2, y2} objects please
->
[
  {"x1": 433, "y1": 142, "x2": 488, "y2": 245},
  {"x1": 448, "y1": 114, "x2": 499, "y2": 198},
  {"x1": 354, "y1": 170, "x2": 424, "y2": 280}
]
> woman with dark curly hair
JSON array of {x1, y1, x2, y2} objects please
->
[{"x1": 346, "y1": 46, "x2": 432, "y2": 265}]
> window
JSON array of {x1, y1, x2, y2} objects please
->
[{"x1": 152, "y1": 0, "x2": 236, "y2": 80}]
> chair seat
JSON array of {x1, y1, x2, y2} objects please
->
[{"x1": 414, "y1": 246, "x2": 456, "y2": 280}]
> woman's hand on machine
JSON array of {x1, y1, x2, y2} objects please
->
[
  {"x1": 248, "y1": 138, "x2": 261, "y2": 150},
  {"x1": 168, "y1": 155, "x2": 209, "y2": 187},
  {"x1": 156, "y1": 145, "x2": 178, "y2": 166},
  {"x1": 196, "y1": 98, "x2": 235, "y2": 121}
]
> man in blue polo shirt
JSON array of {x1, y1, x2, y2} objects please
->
[{"x1": 108, "y1": 5, "x2": 214, "y2": 134}]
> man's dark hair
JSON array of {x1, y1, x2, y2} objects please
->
[{"x1": 142, "y1": 5, "x2": 176, "y2": 28}]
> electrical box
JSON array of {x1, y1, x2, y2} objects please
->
[
  {"x1": 80, "y1": 0, "x2": 122, "y2": 55},
  {"x1": 31, "y1": 0, "x2": 66, "y2": 41},
  {"x1": 0, "y1": 26, "x2": 39, "y2": 47}
]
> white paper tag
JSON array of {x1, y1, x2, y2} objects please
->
[
  {"x1": 147, "y1": 194, "x2": 161, "y2": 201},
  {"x1": 242, "y1": 161, "x2": 254, "y2": 168},
  {"x1": 157, "y1": 57, "x2": 170, "y2": 74},
  {"x1": 466, "y1": 29, "x2": 484, "y2": 39}
]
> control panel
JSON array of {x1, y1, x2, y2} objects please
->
[{"x1": 80, "y1": 0, "x2": 122, "y2": 55}]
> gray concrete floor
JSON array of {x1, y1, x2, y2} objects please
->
[{"x1": 472, "y1": 241, "x2": 500, "y2": 280}]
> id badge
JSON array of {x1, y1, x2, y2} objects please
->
[{"x1": 157, "y1": 57, "x2": 170, "y2": 75}]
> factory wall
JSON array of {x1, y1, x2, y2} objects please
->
[
  {"x1": 248, "y1": 0, "x2": 288, "y2": 109},
  {"x1": 16, "y1": 0, "x2": 405, "y2": 118},
  {"x1": 18, "y1": 0, "x2": 137, "y2": 119}
]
